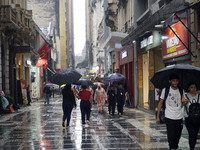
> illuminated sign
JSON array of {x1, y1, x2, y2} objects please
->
[
  {"x1": 140, "y1": 35, "x2": 153, "y2": 49},
  {"x1": 122, "y1": 50, "x2": 127, "y2": 59},
  {"x1": 162, "y1": 19, "x2": 188, "y2": 60}
]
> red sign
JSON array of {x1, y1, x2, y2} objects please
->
[
  {"x1": 37, "y1": 42, "x2": 49, "y2": 59},
  {"x1": 162, "y1": 19, "x2": 189, "y2": 60}
]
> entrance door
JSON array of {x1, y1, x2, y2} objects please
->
[{"x1": 142, "y1": 52, "x2": 149, "y2": 109}]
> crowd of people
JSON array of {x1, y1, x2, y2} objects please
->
[{"x1": 60, "y1": 81, "x2": 129, "y2": 128}]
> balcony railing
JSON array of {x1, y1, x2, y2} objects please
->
[{"x1": 0, "y1": 5, "x2": 19, "y2": 29}]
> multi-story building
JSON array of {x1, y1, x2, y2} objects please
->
[
  {"x1": 121, "y1": 0, "x2": 200, "y2": 111},
  {"x1": 66, "y1": 0, "x2": 75, "y2": 69},
  {"x1": 85, "y1": 0, "x2": 104, "y2": 75},
  {"x1": 0, "y1": 0, "x2": 51, "y2": 104}
]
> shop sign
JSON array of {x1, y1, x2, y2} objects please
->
[
  {"x1": 197, "y1": 32, "x2": 200, "y2": 49},
  {"x1": 140, "y1": 35, "x2": 153, "y2": 49},
  {"x1": 162, "y1": 19, "x2": 189, "y2": 60},
  {"x1": 121, "y1": 50, "x2": 127, "y2": 59}
]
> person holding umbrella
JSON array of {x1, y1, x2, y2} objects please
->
[
  {"x1": 107, "y1": 84, "x2": 116, "y2": 116},
  {"x1": 116, "y1": 82, "x2": 126, "y2": 115},
  {"x1": 156, "y1": 74, "x2": 185, "y2": 150},
  {"x1": 62, "y1": 84, "x2": 76, "y2": 127}
]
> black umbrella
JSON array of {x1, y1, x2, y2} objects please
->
[
  {"x1": 73, "y1": 79, "x2": 93, "y2": 86},
  {"x1": 104, "y1": 73, "x2": 125, "y2": 82},
  {"x1": 150, "y1": 64, "x2": 200, "y2": 90},
  {"x1": 51, "y1": 69, "x2": 82, "y2": 85}
]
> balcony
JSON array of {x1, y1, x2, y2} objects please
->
[{"x1": 0, "y1": 5, "x2": 19, "y2": 30}]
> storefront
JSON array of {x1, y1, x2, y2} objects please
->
[
  {"x1": 137, "y1": 31, "x2": 164, "y2": 110},
  {"x1": 118, "y1": 44, "x2": 135, "y2": 107}
]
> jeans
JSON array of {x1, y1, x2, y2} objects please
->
[
  {"x1": 165, "y1": 117, "x2": 183, "y2": 150},
  {"x1": 45, "y1": 93, "x2": 50, "y2": 104}
]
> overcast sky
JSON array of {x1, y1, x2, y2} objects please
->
[{"x1": 73, "y1": 0, "x2": 86, "y2": 56}]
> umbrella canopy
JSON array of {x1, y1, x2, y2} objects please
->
[
  {"x1": 44, "y1": 83, "x2": 53, "y2": 87},
  {"x1": 51, "y1": 69, "x2": 82, "y2": 85},
  {"x1": 73, "y1": 79, "x2": 93, "y2": 86},
  {"x1": 104, "y1": 73, "x2": 125, "y2": 82},
  {"x1": 93, "y1": 82, "x2": 104, "y2": 86},
  {"x1": 150, "y1": 64, "x2": 200, "y2": 90}
]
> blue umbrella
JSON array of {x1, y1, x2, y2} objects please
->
[
  {"x1": 44, "y1": 83, "x2": 53, "y2": 87},
  {"x1": 104, "y1": 73, "x2": 125, "y2": 82}
]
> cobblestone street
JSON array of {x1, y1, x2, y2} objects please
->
[{"x1": 0, "y1": 96, "x2": 199, "y2": 150}]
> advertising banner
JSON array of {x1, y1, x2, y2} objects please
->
[{"x1": 162, "y1": 19, "x2": 189, "y2": 60}]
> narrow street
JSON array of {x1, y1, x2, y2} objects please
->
[{"x1": 0, "y1": 96, "x2": 199, "y2": 150}]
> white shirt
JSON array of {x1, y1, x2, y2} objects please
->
[
  {"x1": 160, "y1": 87, "x2": 183, "y2": 120},
  {"x1": 184, "y1": 93, "x2": 200, "y2": 118}
]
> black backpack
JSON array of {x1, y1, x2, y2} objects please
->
[
  {"x1": 185, "y1": 94, "x2": 200, "y2": 125},
  {"x1": 159, "y1": 86, "x2": 183, "y2": 123}
]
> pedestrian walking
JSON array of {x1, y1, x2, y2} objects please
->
[
  {"x1": 44, "y1": 85, "x2": 51, "y2": 105},
  {"x1": 62, "y1": 84, "x2": 76, "y2": 127},
  {"x1": 26, "y1": 85, "x2": 31, "y2": 106},
  {"x1": 156, "y1": 74, "x2": 185, "y2": 150},
  {"x1": 78, "y1": 85, "x2": 92, "y2": 125},
  {"x1": 94, "y1": 84, "x2": 107, "y2": 113},
  {"x1": 116, "y1": 83, "x2": 126, "y2": 115},
  {"x1": 107, "y1": 84, "x2": 116, "y2": 116},
  {"x1": 183, "y1": 82, "x2": 200, "y2": 150}
]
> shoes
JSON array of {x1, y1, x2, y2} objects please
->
[{"x1": 62, "y1": 122, "x2": 65, "y2": 127}]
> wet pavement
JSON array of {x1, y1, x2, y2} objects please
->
[{"x1": 0, "y1": 96, "x2": 200, "y2": 150}]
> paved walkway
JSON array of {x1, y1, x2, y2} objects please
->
[{"x1": 0, "y1": 96, "x2": 199, "y2": 150}]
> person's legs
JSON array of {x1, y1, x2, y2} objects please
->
[
  {"x1": 80, "y1": 100, "x2": 86, "y2": 124},
  {"x1": 112, "y1": 101, "x2": 116, "y2": 115},
  {"x1": 165, "y1": 118, "x2": 183, "y2": 150},
  {"x1": 66, "y1": 102, "x2": 73, "y2": 127},
  {"x1": 108, "y1": 101, "x2": 111, "y2": 114},
  {"x1": 174, "y1": 119, "x2": 183, "y2": 148},
  {"x1": 46, "y1": 94, "x2": 50, "y2": 104},
  {"x1": 186, "y1": 117, "x2": 199, "y2": 150},
  {"x1": 85, "y1": 101, "x2": 90, "y2": 121},
  {"x1": 62, "y1": 103, "x2": 67, "y2": 127}
]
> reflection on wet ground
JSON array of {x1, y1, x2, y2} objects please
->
[{"x1": 0, "y1": 96, "x2": 199, "y2": 150}]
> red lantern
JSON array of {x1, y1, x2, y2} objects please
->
[{"x1": 36, "y1": 59, "x2": 48, "y2": 67}]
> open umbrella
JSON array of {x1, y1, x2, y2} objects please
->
[
  {"x1": 44, "y1": 83, "x2": 53, "y2": 87},
  {"x1": 150, "y1": 64, "x2": 200, "y2": 90},
  {"x1": 51, "y1": 69, "x2": 82, "y2": 85},
  {"x1": 104, "y1": 73, "x2": 125, "y2": 82},
  {"x1": 93, "y1": 82, "x2": 104, "y2": 86},
  {"x1": 73, "y1": 79, "x2": 93, "y2": 86}
]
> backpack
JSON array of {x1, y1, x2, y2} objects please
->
[
  {"x1": 159, "y1": 86, "x2": 183, "y2": 123},
  {"x1": 185, "y1": 94, "x2": 200, "y2": 125}
]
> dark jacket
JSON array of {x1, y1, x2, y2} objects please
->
[{"x1": 62, "y1": 87, "x2": 76, "y2": 107}]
